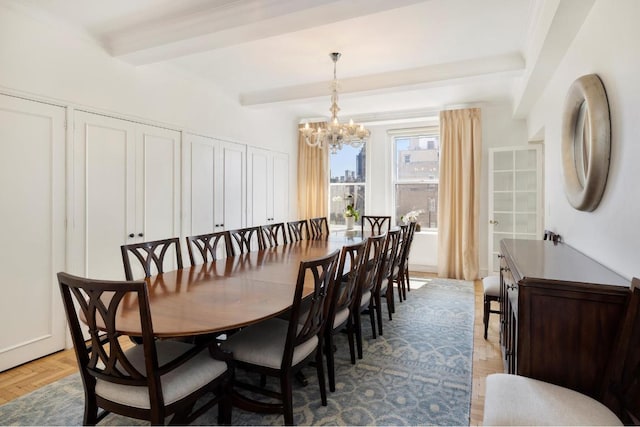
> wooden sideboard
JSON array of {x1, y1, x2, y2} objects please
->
[{"x1": 499, "y1": 238, "x2": 629, "y2": 399}]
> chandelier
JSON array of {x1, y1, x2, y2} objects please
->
[{"x1": 300, "y1": 52, "x2": 370, "y2": 154}]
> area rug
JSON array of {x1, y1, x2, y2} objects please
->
[{"x1": 0, "y1": 277, "x2": 474, "y2": 426}]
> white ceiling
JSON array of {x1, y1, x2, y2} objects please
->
[{"x1": 14, "y1": 0, "x2": 593, "y2": 122}]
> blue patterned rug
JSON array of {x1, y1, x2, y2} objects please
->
[{"x1": 0, "y1": 278, "x2": 474, "y2": 426}]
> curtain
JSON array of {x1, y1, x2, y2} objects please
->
[
  {"x1": 297, "y1": 122, "x2": 329, "y2": 219},
  {"x1": 437, "y1": 108, "x2": 482, "y2": 280}
]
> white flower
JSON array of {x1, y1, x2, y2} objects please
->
[{"x1": 402, "y1": 209, "x2": 425, "y2": 224}]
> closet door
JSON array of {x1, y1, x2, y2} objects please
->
[
  {"x1": 72, "y1": 111, "x2": 136, "y2": 279},
  {"x1": 272, "y1": 152, "x2": 289, "y2": 223},
  {"x1": 221, "y1": 141, "x2": 246, "y2": 230},
  {"x1": 71, "y1": 112, "x2": 180, "y2": 280},
  {"x1": 0, "y1": 94, "x2": 66, "y2": 371},
  {"x1": 247, "y1": 147, "x2": 271, "y2": 226}
]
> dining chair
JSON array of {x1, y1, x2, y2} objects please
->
[
  {"x1": 220, "y1": 249, "x2": 340, "y2": 425},
  {"x1": 324, "y1": 240, "x2": 366, "y2": 392},
  {"x1": 226, "y1": 226, "x2": 265, "y2": 256},
  {"x1": 398, "y1": 222, "x2": 417, "y2": 298},
  {"x1": 361, "y1": 215, "x2": 391, "y2": 236},
  {"x1": 287, "y1": 219, "x2": 310, "y2": 242},
  {"x1": 352, "y1": 233, "x2": 386, "y2": 359},
  {"x1": 120, "y1": 237, "x2": 183, "y2": 280},
  {"x1": 185, "y1": 231, "x2": 228, "y2": 265},
  {"x1": 57, "y1": 272, "x2": 233, "y2": 425},
  {"x1": 260, "y1": 222, "x2": 288, "y2": 247},
  {"x1": 483, "y1": 277, "x2": 640, "y2": 425},
  {"x1": 308, "y1": 216, "x2": 330, "y2": 239},
  {"x1": 482, "y1": 275, "x2": 500, "y2": 339},
  {"x1": 372, "y1": 229, "x2": 401, "y2": 336}
]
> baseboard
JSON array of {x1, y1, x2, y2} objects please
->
[{"x1": 408, "y1": 264, "x2": 437, "y2": 273}]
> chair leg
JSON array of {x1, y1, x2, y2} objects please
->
[
  {"x1": 346, "y1": 318, "x2": 356, "y2": 365},
  {"x1": 405, "y1": 267, "x2": 411, "y2": 295},
  {"x1": 281, "y1": 374, "x2": 294, "y2": 426},
  {"x1": 386, "y1": 288, "x2": 394, "y2": 321},
  {"x1": 315, "y1": 345, "x2": 327, "y2": 406},
  {"x1": 483, "y1": 295, "x2": 490, "y2": 339},
  {"x1": 325, "y1": 332, "x2": 336, "y2": 392},
  {"x1": 375, "y1": 295, "x2": 384, "y2": 336},
  {"x1": 83, "y1": 395, "x2": 98, "y2": 426},
  {"x1": 354, "y1": 310, "x2": 364, "y2": 359},
  {"x1": 397, "y1": 277, "x2": 404, "y2": 303},
  {"x1": 369, "y1": 301, "x2": 377, "y2": 339}
]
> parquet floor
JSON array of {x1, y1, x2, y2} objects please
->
[{"x1": 0, "y1": 274, "x2": 503, "y2": 425}]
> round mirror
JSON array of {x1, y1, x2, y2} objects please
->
[{"x1": 561, "y1": 74, "x2": 610, "y2": 211}]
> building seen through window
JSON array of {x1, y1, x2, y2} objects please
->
[
  {"x1": 329, "y1": 145, "x2": 365, "y2": 229},
  {"x1": 394, "y1": 132, "x2": 440, "y2": 229}
]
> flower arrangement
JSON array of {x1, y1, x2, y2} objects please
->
[
  {"x1": 401, "y1": 209, "x2": 424, "y2": 224},
  {"x1": 343, "y1": 194, "x2": 360, "y2": 222}
]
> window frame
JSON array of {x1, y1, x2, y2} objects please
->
[{"x1": 390, "y1": 126, "x2": 440, "y2": 231}]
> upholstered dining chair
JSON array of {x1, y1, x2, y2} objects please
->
[
  {"x1": 120, "y1": 237, "x2": 183, "y2": 280},
  {"x1": 397, "y1": 222, "x2": 417, "y2": 299},
  {"x1": 260, "y1": 222, "x2": 288, "y2": 247},
  {"x1": 220, "y1": 250, "x2": 340, "y2": 425},
  {"x1": 185, "y1": 231, "x2": 228, "y2": 265},
  {"x1": 287, "y1": 219, "x2": 310, "y2": 242},
  {"x1": 308, "y1": 216, "x2": 330, "y2": 239},
  {"x1": 372, "y1": 229, "x2": 401, "y2": 336},
  {"x1": 361, "y1": 215, "x2": 391, "y2": 236},
  {"x1": 352, "y1": 233, "x2": 386, "y2": 359},
  {"x1": 226, "y1": 226, "x2": 264, "y2": 256},
  {"x1": 483, "y1": 277, "x2": 640, "y2": 425},
  {"x1": 57, "y1": 272, "x2": 233, "y2": 425},
  {"x1": 324, "y1": 240, "x2": 366, "y2": 392}
]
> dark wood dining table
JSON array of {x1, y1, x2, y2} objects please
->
[{"x1": 114, "y1": 235, "x2": 364, "y2": 338}]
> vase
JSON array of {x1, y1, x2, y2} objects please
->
[{"x1": 345, "y1": 216, "x2": 354, "y2": 230}]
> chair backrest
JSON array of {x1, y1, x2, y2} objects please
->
[
  {"x1": 602, "y1": 278, "x2": 640, "y2": 423},
  {"x1": 121, "y1": 237, "x2": 183, "y2": 280},
  {"x1": 284, "y1": 250, "x2": 340, "y2": 366},
  {"x1": 260, "y1": 223, "x2": 288, "y2": 247},
  {"x1": 185, "y1": 231, "x2": 228, "y2": 265},
  {"x1": 361, "y1": 215, "x2": 391, "y2": 235},
  {"x1": 309, "y1": 217, "x2": 330, "y2": 238},
  {"x1": 226, "y1": 226, "x2": 264, "y2": 256},
  {"x1": 356, "y1": 234, "x2": 387, "y2": 299},
  {"x1": 287, "y1": 219, "x2": 310, "y2": 242},
  {"x1": 57, "y1": 272, "x2": 162, "y2": 398},
  {"x1": 328, "y1": 241, "x2": 367, "y2": 327},
  {"x1": 376, "y1": 229, "x2": 401, "y2": 290}
]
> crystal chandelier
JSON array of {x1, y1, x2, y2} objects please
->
[{"x1": 300, "y1": 52, "x2": 370, "y2": 154}]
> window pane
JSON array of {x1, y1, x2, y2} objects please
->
[
  {"x1": 329, "y1": 144, "x2": 366, "y2": 230},
  {"x1": 330, "y1": 185, "x2": 365, "y2": 228},
  {"x1": 330, "y1": 145, "x2": 366, "y2": 183},
  {"x1": 396, "y1": 135, "x2": 439, "y2": 181},
  {"x1": 395, "y1": 183, "x2": 438, "y2": 229}
]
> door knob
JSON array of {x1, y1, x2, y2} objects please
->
[
  {"x1": 490, "y1": 220, "x2": 499, "y2": 225},
  {"x1": 138, "y1": 233, "x2": 144, "y2": 237},
  {"x1": 128, "y1": 233, "x2": 135, "y2": 238}
]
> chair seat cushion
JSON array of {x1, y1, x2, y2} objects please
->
[
  {"x1": 483, "y1": 374, "x2": 622, "y2": 426},
  {"x1": 96, "y1": 340, "x2": 228, "y2": 409},
  {"x1": 333, "y1": 307, "x2": 350, "y2": 330},
  {"x1": 483, "y1": 275, "x2": 500, "y2": 297},
  {"x1": 221, "y1": 318, "x2": 318, "y2": 369},
  {"x1": 360, "y1": 291, "x2": 372, "y2": 308}
]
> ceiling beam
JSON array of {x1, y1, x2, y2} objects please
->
[
  {"x1": 240, "y1": 53, "x2": 525, "y2": 106},
  {"x1": 109, "y1": 0, "x2": 429, "y2": 65}
]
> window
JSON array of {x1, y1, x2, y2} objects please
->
[
  {"x1": 393, "y1": 129, "x2": 440, "y2": 229},
  {"x1": 329, "y1": 145, "x2": 365, "y2": 230}
]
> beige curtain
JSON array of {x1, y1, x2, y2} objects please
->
[
  {"x1": 297, "y1": 123, "x2": 329, "y2": 219},
  {"x1": 437, "y1": 108, "x2": 482, "y2": 280}
]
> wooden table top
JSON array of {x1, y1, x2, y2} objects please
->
[{"x1": 115, "y1": 236, "x2": 362, "y2": 338}]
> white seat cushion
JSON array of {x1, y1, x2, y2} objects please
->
[
  {"x1": 360, "y1": 291, "x2": 372, "y2": 308},
  {"x1": 332, "y1": 307, "x2": 350, "y2": 330},
  {"x1": 95, "y1": 340, "x2": 228, "y2": 409},
  {"x1": 483, "y1": 275, "x2": 500, "y2": 297},
  {"x1": 221, "y1": 318, "x2": 318, "y2": 369},
  {"x1": 483, "y1": 373, "x2": 622, "y2": 426}
]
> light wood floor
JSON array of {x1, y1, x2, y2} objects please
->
[{"x1": 0, "y1": 275, "x2": 503, "y2": 425}]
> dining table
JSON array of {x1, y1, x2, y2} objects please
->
[{"x1": 114, "y1": 234, "x2": 365, "y2": 338}]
